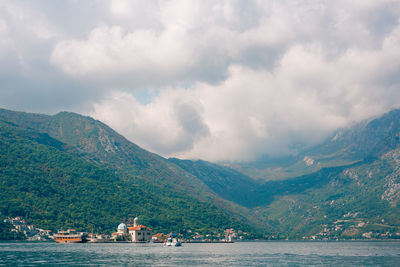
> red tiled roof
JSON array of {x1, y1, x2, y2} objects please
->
[
  {"x1": 152, "y1": 233, "x2": 164, "y2": 237},
  {"x1": 127, "y1": 225, "x2": 152, "y2": 231}
]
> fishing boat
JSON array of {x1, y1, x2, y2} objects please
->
[{"x1": 53, "y1": 229, "x2": 87, "y2": 243}]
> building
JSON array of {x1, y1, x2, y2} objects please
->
[
  {"x1": 3, "y1": 216, "x2": 44, "y2": 240},
  {"x1": 128, "y1": 217, "x2": 152, "y2": 242},
  {"x1": 117, "y1": 223, "x2": 128, "y2": 235},
  {"x1": 112, "y1": 217, "x2": 152, "y2": 242},
  {"x1": 152, "y1": 233, "x2": 167, "y2": 243}
]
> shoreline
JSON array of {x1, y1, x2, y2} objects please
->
[{"x1": 1, "y1": 239, "x2": 400, "y2": 243}]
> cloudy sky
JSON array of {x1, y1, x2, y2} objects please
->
[{"x1": 1, "y1": 0, "x2": 400, "y2": 162}]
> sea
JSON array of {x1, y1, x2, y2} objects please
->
[{"x1": 1, "y1": 241, "x2": 399, "y2": 266}]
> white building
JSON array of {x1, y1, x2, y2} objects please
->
[
  {"x1": 127, "y1": 217, "x2": 152, "y2": 242},
  {"x1": 112, "y1": 217, "x2": 152, "y2": 242}
]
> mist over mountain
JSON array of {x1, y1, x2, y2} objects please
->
[{"x1": 229, "y1": 109, "x2": 400, "y2": 181}]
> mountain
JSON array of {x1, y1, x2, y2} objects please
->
[
  {"x1": 301, "y1": 109, "x2": 400, "y2": 165},
  {"x1": 163, "y1": 109, "x2": 400, "y2": 238},
  {"x1": 0, "y1": 109, "x2": 256, "y2": 235},
  {"x1": 168, "y1": 158, "x2": 258, "y2": 207},
  {"x1": 0, "y1": 109, "x2": 212, "y2": 198},
  {"x1": 0, "y1": 109, "x2": 259, "y2": 215},
  {"x1": 231, "y1": 110, "x2": 400, "y2": 181},
  {"x1": 224, "y1": 109, "x2": 400, "y2": 238},
  {"x1": 1, "y1": 107, "x2": 399, "y2": 239},
  {"x1": 253, "y1": 151, "x2": 400, "y2": 239}
]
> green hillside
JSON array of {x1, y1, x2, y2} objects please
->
[
  {"x1": 170, "y1": 154, "x2": 400, "y2": 239},
  {"x1": 256, "y1": 153, "x2": 400, "y2": 239},
  {"x1": 229, "y1": 109, "x2": 400, "y2": 238},
  {"x1": 0, "y1": 109, "x2": 214, "y2": 199},
  {"x1": 0, "y1": 119, "x2": 253, "y2": 235},
  {"x1": 1, "y1": 107, "x2": 400, "y2": 240},
  {"x1": 168, "y1": 158, "x2": 258, "y2": 207},
  {"x1": 0, "y1": 108, "x2": 262, "y2": 229}
]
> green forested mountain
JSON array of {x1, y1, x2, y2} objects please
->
[
  {"x1": 0, "y1": 108, "x2": 258, "y2": 227},
  {"x1": 0, "y1": 109, "x2": 214, "y2": 199},
  {"x1": 168, "y1": 110, "x2": 400, "y2": 238},
  {"x1": 168, "y1": 158, "x2": 258, "y2": 207},
  {"x1": 0, "y1": 117, "x2": 253, "y2": 235},
  {"x1": 170, "y1": 155, "x2": 400, "y2": 238},
  {"x1": 224, "y1": 110, "x2": 400, "y2": 238},
  {"x1": 252, "y1": 155, "x2": 400, "y2": 238},
  {"x1": 1, "y1": 107, "x2": 400, "y2": 239}
]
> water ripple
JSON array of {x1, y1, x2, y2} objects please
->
[{"x1": 0, "y1": 241, "x2": 399, "y2": 266}]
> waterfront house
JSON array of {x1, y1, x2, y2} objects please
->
[{"x1": 112, "y1": 217, "x2": 152, "y2": 242}]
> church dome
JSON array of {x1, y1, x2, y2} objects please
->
[{"x1": 118, "y1": 223, "x2": 127, "y2": 230}]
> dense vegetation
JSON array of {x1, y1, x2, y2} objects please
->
[
  {"x1": 0, "y1": 120, "x2": 253, "y2": 235},
  {"x1": 168, "y1": 158, "x2": 258, "y2": 207},
  {"x1": 1, "y1": 107, "x2": 399, "y2": 240},
  {"x1": 256, "y1": 156, "x2": 400, "y2": 238},
  {"x1": 0, "y1": 109, "x2": 216, "y2": 200}
]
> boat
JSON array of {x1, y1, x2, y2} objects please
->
[
  {"x1": 53, "y1": 229, "x2": 87, "y2": 243},
  {"x1": 164, "y1": 237, "x2": 182, "y2": 247}
]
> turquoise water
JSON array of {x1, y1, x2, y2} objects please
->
[{"x1": 1, "y1": 241, "x2": 399, "y2": 266}]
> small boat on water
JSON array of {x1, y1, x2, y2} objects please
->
[
  {"x1": 164, "y1": 237, "x2": 182, "y2": 247},
  {"x1": 53, "y1": 229, "x2": 87, "y2": 243}
]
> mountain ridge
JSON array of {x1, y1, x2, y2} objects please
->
[
  {"x1": 0, "y1": 114, "x2": 256, "y2": 235},
  {"x1": 1, "y1": 107, "x2": 400, "y2": 239},
  {"x1": 0, "y1": 108, "x2": 266, "y2": 232}
]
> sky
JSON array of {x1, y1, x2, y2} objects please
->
[{"x1": 1, "y1": 0, "x2": 400, "y2": 162}]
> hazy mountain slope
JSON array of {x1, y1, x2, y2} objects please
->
[
  {"x1": 0, "y1": 119, "x2": 254, "y2": 234},
  {"x1": 168, "y1": 158, "x2": 259, "y2": 207},
  {"x1": 303, "y1": 109, "x2": 400, "y2": 163},
  {"x1": 226, "y1": 155, "x2": 297, "y2": 181}
]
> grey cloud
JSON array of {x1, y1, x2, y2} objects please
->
[
  {"x1": 0, "y1": 0, "x2": 400, "y2": 161},
  {"x1": 176, "y1": 103, "x2": 209, "y2": 136}
]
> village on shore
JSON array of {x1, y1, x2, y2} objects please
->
[
  {"x1": 3, "y1": 216, "x2": 240, "y2": 243},
  {"x1": 4, "y1": 216, "x2": 400, "y2": 242}
]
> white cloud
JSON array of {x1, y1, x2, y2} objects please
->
[
  {"x1": 90, "y1": 19, "x2": 400, "y2": 161},
  {"x1": 51, "y1": 24, "x2": 196, "y2": 84},
  {"x1": 1, "y1": 0, "x2": 400, "y2": 160},
  {"x1": 50, "y1": 1, "x2": 309, "y2": 86}
]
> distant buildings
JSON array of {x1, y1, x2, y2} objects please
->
[
  {"x1": 3, "y1": 217, "x2": 52, "y2": 240},
  {"x1": 112, "y1": 217, "x2": 152, "y2": 242}
]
